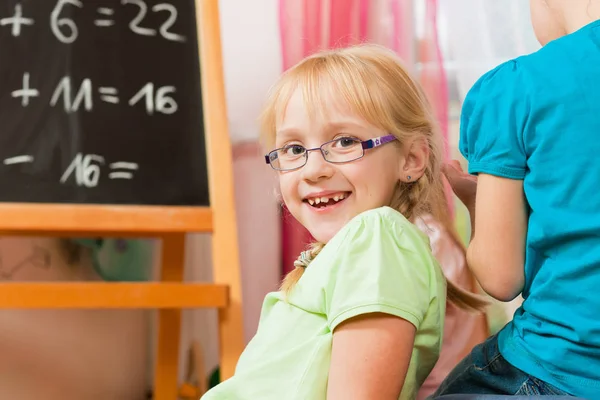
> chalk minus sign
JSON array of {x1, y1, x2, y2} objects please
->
[
  {"x1": 108, "y1": 171, "x2": 134, "y2": 179},
  {"x1": 109, "y1": 162, "x2": 138, "y2": 170},
  {"x1": 97, "y1": 7, "x2": 115, "y2": 15},
  {"x1": 94, "y1": 19, "x2": 115, "y2": 27},
  {"x1": 3, "y1": 155, "x2": 33, "y2": 165},
  {"x1": 101, "y1": 95, "x2": 119, "y2": 104}
]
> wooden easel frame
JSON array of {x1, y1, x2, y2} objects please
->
[{"x1": 0, "y1": 1, "x2": 244, "y2": 399}]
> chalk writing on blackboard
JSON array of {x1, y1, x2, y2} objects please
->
[
  {"x1": 3, "y1": 155, "x2": 34, "y2": 166},
  {"x1": 1, "y1": 153, "x2": 140, "y2": 188},
  {"x1": 1, "y1": 1, "x2": 186, "y2": 43},
  {"x1": 0, "y1": 0, "x2": 209, "y2": 205},
  {"x1": 59, "y1": 154, "x2": 139, "y2": 188},
  {"x1": 0, "y1": 4, "x2": 33, "y2": 37},
  {"x1": 12, "y1": 73, "x2": 178, "y2": 115}
]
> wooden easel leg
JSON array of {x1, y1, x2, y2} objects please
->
[
  {"x1": 197, "y1": 0, "x2": 245, "y2": 383},
  {"x1": 154, "y1": 233, "x2": 186, "y2": 400}
]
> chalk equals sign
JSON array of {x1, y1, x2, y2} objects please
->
[
  {"x1": 94, "y1": 7, "x2": 115, "y2": 27},
  {"x1": 109, "y1": 161, "x2": 138, "y2": 179},
  {"x1": 99, "y1": 87, "x2": 119, "y2": 104},
  {"x1": 3, "y1": 155, "x2": 33, "y2": 165}
]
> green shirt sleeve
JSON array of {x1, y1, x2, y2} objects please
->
[{"x1": 324, "y1": 208, "x2": 436, "y2": 332}]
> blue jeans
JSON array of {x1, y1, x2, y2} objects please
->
[{"x1": 429, "y1": 334, "x2": 572, "y2": 397}]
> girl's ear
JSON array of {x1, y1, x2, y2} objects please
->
[{"x1": 398, "y1": 138, "x2": 429, "y2": 183}]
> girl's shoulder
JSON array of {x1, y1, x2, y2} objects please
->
[
  {"x1": 315, "y1": 207, "x2": 437, "y2": 272},
  {"x1": 323, "y1": 206, "x2": 435, "y2": 263}
]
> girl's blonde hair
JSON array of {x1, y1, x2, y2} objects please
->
[{"x1": 260, "y1": 44, "x2": 487, "y2": 311}]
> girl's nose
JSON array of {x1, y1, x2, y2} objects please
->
[{"x1": 301, "y1": 149, "x2": 334, "y2": 182}]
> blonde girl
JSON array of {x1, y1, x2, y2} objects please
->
[{"x1": 202, "y1": 44, "x2": 484, "y2": 400}]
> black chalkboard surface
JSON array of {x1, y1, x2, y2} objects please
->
[{"x1": 0, "y1": 0, "x2": 209, "y2": 205}]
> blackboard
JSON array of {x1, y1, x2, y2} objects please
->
[{"x1": 0, "y1": 0, "x2": 209, "y2": 205}]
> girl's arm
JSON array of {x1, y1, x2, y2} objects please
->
[
  {"x1": 444, "y1": 161, "x2": 527, "y2": 301},
  {"x1": 327, "y1": 313, "x2": 415, "y2": 400},
  {"x1": 467, "y1": 174, "x2": 527, "y2": 301}
]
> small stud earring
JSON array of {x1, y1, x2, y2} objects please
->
[{"x1": 407, "y1": 175, "x2": 412, "y2": 181}]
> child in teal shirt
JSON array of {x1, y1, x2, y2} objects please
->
[{"x1": 435, "y1": 0, "x2": 600, "y2": 397}]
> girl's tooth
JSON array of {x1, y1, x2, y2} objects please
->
[{"x1": 309, "y1": 194, "x2": 348, "y2": 205}]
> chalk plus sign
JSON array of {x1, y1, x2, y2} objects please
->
[
  {"x1": 0, "y1": 4, "x2": 34, "y2": 37},
  {"x1": 11, "y1": 73, "x2": 39, "y2": 106}
]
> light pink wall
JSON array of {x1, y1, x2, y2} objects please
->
[
  {"x1": 180, "y1": 142, "x2": 281, "y2": 378},
  {"x1": 233, "y1": 142, "x2": 281, "y2": 342}
]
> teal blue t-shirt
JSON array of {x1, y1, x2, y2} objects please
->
[{"x1": 460, "y1": 20, "x2": 600, "y2": 398}]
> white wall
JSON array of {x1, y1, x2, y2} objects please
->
[{"x1": 220, "y1": 0, "x2": 283, "y2": 144}]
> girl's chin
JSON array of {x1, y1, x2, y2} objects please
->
[{"x1": 305, "y1": 221, "x2": 348, "y2": 244}]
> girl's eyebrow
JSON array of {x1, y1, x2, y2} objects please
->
[
  {"x1": 324, "y1": 120, "x2": 368, "y2": 131},
  {"x1": 274, "y1": 128, "x2": 307, "y2": 147},
  {"x1": 275, "y1": 119, "x2": 368, "y2": 143},
  {"x1": 275, "y1": 128, "x2": 303, "y2": 140}
]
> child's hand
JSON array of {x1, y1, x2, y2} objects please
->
[{"x1": 442, "y1": 160, "x2": 477, "y2": 211}]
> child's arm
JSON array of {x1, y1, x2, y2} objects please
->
[
  {"x1": 327, "y1": 313, "x2": 415, "y2": 399},
  {"x1": 444, "y1": 163, "x2": 527, "y2": 301},
  {"x1": 447, "y1": 60, "x2": 531, "y2": 301},
  {"x1": 469, "y1": 174, "x2": 527, "y2": 301}
]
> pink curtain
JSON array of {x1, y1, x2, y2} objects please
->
[
  {"x1": 418, "y1": 0, "x2": 449, "y2": 158},
  {"x1": 278, "y1": 0, "x2": 450, "y2": 275},
  {"x1": 416, "y1": 0, "x2": 454, "y2": 215}
]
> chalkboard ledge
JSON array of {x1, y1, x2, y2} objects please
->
[{"x1": 0, "y1": 204, "x2": 212, "y2": 236}]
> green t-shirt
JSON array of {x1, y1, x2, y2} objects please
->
[{"x1": 202, "y1": 207, "x2": 446, "y2": 400}]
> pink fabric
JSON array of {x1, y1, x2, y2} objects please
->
[
  {"x1": 415, "y1": 216, "x2": 488, "y2": 399},
  {"x1": 417, "y1": 0, "x2": 454, "y2": 215},
  {"x1": 304, "y1": 0, "x2": 323, "y2": 56},
  {"x1": 390, "y1": 0, "x2": 412, "y2": 63},
  {"x1": 329, "y1": 0, "x2": 353, "y2": 48},
  {"x1": 359, "y1": 0, "x2": 369, "y2": 41},
  {"x1": 423, "y1": 0, "x2": 449, "y2": 159}
]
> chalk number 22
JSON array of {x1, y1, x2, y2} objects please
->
[{"x1": 122, "y1": 0, "x2": 186, "y2": 42}]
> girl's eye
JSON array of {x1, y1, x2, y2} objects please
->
[
  {"x1": 282, "y1": 144, "x2": 306, "y2": 156},
  {"x1": 334, "y1": 137, "x2": 360, "y2": 148}
]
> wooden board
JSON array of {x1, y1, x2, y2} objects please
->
[
  {"x1": 0, "y1": 204, "x2": 212, "y2": 234},
  {"x1": 0, "y1": 282, "x2": 228, "y2": 308}
]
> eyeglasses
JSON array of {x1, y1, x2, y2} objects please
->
[{"x1": 265, "y1": 134, "x2": 397, "y2": 171}]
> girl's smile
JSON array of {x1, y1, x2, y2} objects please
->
[{"x1": 303, "y1": 191, "x2": 351, "y2": 209}]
